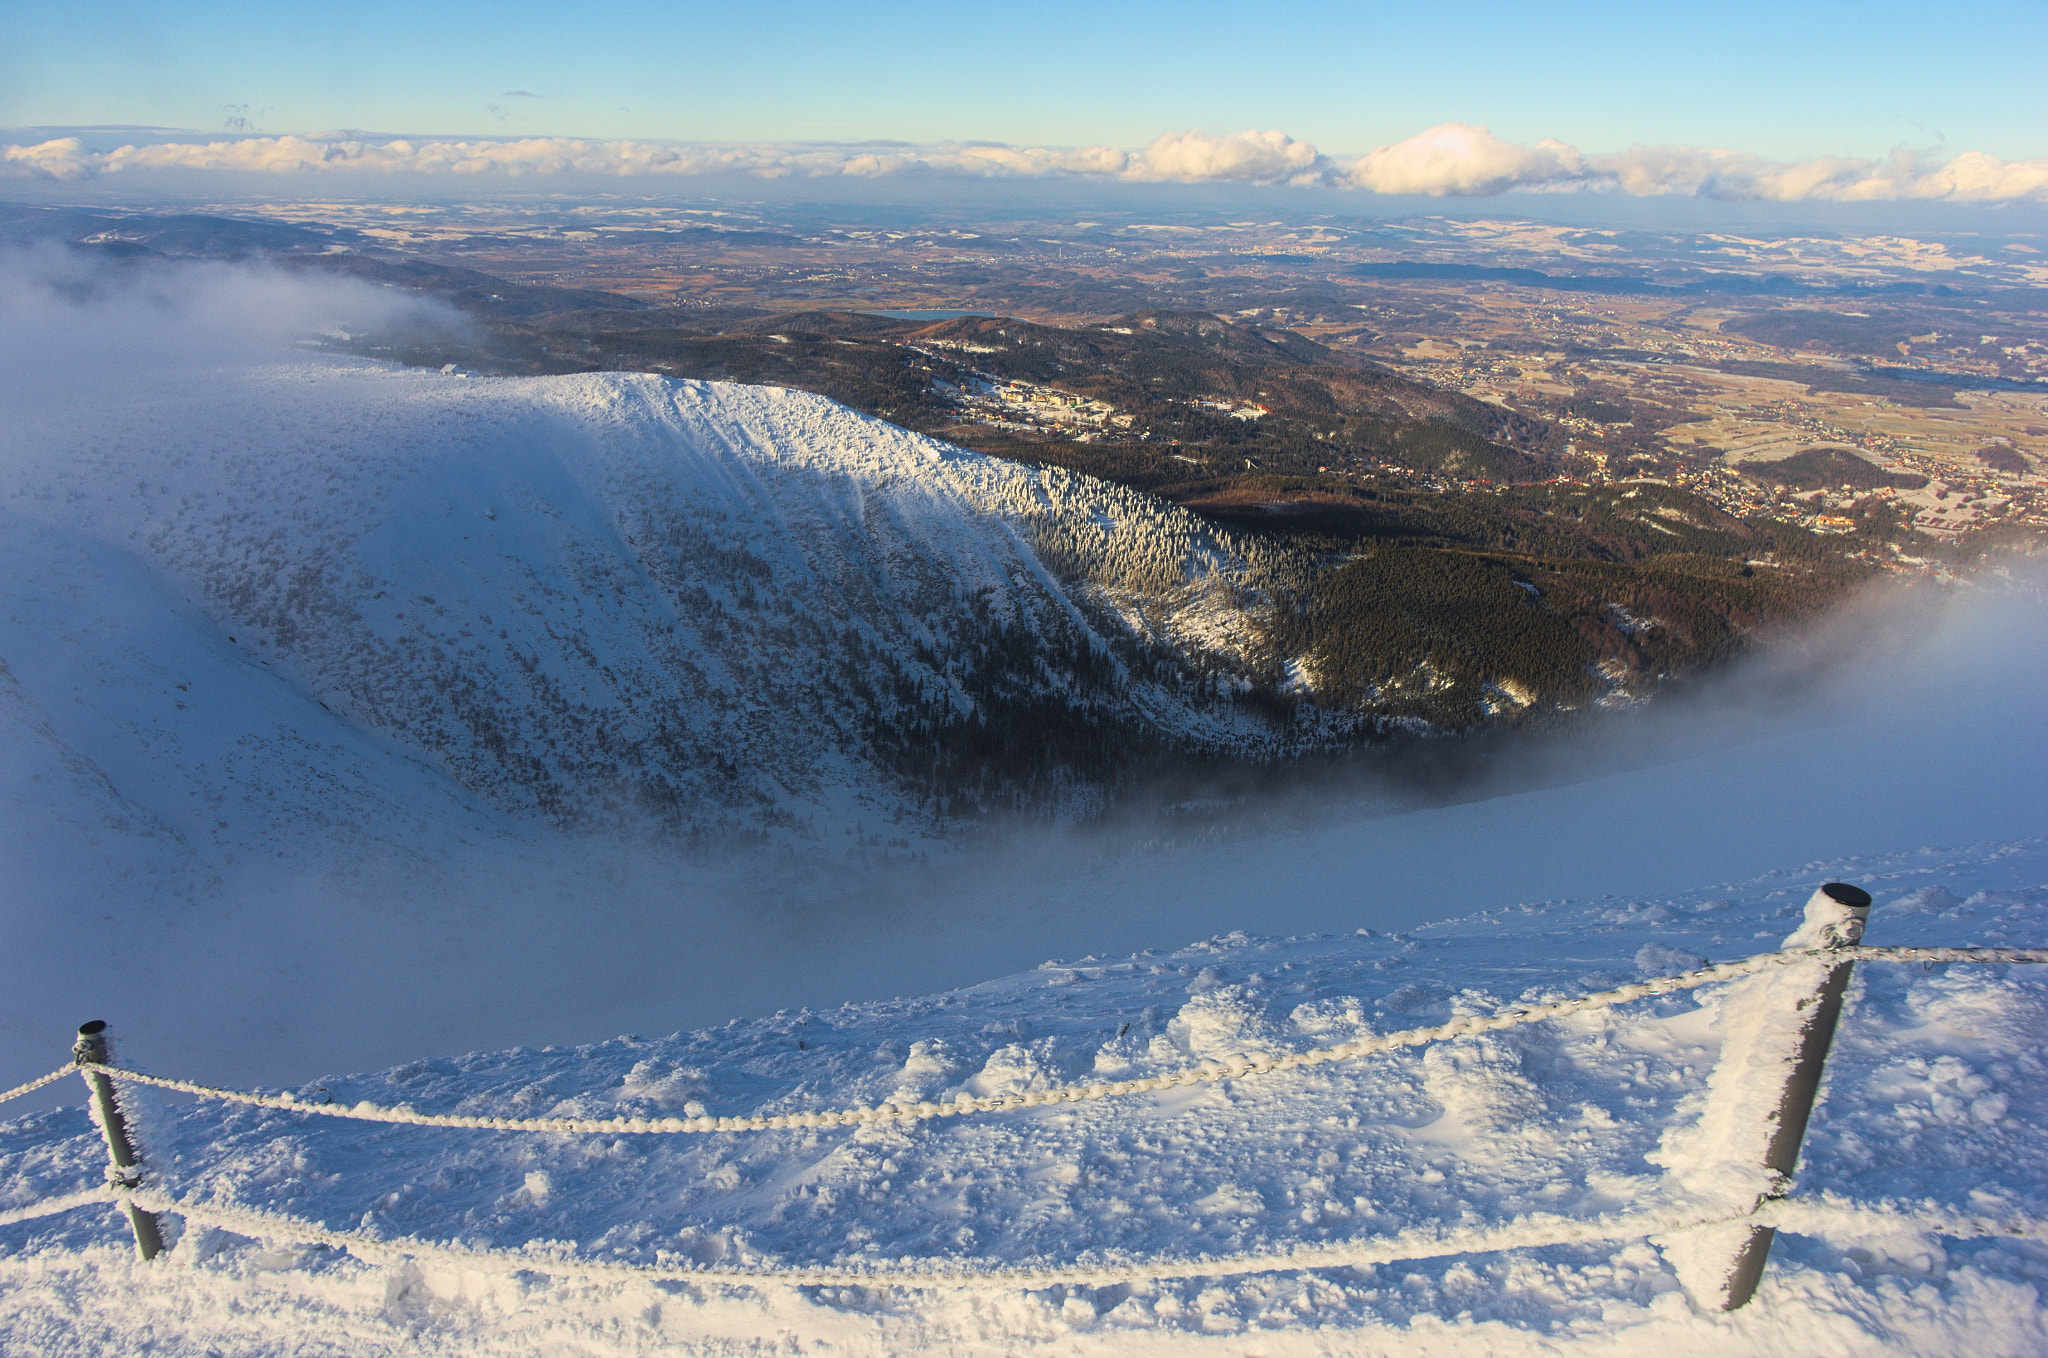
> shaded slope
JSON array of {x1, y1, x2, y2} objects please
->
[{"x1": 0, "y1": 357, "x2": 1317, "y2": 857}]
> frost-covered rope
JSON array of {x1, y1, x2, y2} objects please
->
[
  {"x1": 1760, "y1": 1197, "x2": 2048, "y2": 1245},
  {"x1": 0, "y1": 1188, "x2": 119, "y2": 1230},
  {"x1": 4, "y1": 1185, "x2": 2038, "y2": 1286},
  {"x1": 115, "y1": 1191, "x2": 1751, "y2": 1286},
  {"x1": 81, "y1": 946, "x2": 2048, "y2": 1135},
  {"x1": 1855, "y1": 946, "x2": 2048, "y2": 965},
  {"x1": 98, "y1": 1190, "x2": 2048, "y2": 1289},
  {"x1": 0, "y1": 1065, "x2": 78, "y2": 1108}
]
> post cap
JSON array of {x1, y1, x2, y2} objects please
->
[
  {"x1": 1783, "y1": 881, "x2": 1873, "y2": 950},
  {"x1": 77, "y1": 1020, "x2": 107, "y2": 1036},
  {"x1": 1818, "y1": 883, "x2": 1873, "y2": 911}
]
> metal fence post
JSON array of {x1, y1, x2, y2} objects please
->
[
  {"x1": 1706, "y1": 881, "x2": 1872, "y2": 1310},
  {"x1": 72, "y1": 1021, "x2": 166, "y2": 1261}
]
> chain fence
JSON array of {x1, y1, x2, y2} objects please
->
[
  {"x1": 0, "y1": 942, "x2": 2042, "y2": 1288},
  {"x1": 5, "y1": 944, "x2": 2032, "y2": 1137},
  {"x1": 0, "y1": 1186, "x2": 2039, "y2": 1290}
]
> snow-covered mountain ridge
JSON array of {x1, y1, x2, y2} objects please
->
[{"x1": 0, "y1": 354, "x2": 1320, "y2": 865}]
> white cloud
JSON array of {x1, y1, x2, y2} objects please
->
[
  {"x1": 1589, "y1": 143, "x2": 1747, "y2": 197},
  {"x1": 1342, "y1": 123, "x2": 1586, "y2": 196},
  {"x1": 1569, "y1": 141, "x2": 2048, "y2": 203},
  {"x1": 5, "y1": 126, "x2": 2046, "y2": 203},
  {"x1": 1133, "y1": 129, "x2": 1324, "y2": 183},
  {"x1": 1712, "y1": 147, "x2": 2048, "y2": 203},
  {"x1": 1331, "y1": 127, "x2": 2048, "y2": 202},
  {"x1": 0, "y1": 134, "x2": 1142, "y2": 184}
]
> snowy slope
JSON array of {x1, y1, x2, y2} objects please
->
[
  {"x1": 0, "y1": 321, "x2": 1332, "y2": 1099},
  {"x1": 0, "y1": 304, "x2": 1323, "y2": 1094},
  {"x1": 2, "y1": 837, "x2": 2045, "y2": 1355},
  {"x1": 0, "y1": 352, "x2": 1296, "y2": 865}
]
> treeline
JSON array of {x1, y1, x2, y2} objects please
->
[
  {"x1": 1263, "y1": 549, "x2": 1599, "y2": 725},
  {"x1": 1176, "y1": 478, "x2": 1830, "y2": 566},
  {"x1": 382, "y1": 303, "x2": 1557, "y2": 492},
  {"x1": 1744, "y1": 447, "x2": 1929, "y2": 491},
  {"x1": 1254, "y1": 543, "x2": 1863, "y2": 729}
]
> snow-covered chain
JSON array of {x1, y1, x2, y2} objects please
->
[
  {"x1": 0, "y1": 1189, "x2": 125, "y2": 1231},
  {"x1": 0, "y1": 1065, "x2": 75, "y2": 1108},
  {"x1": 69, "y1": 945, "x2": 2048, "y2": 1134},
  {"x1": 2, "y1": 1187, "x2": 2037, "y2": 1289}
]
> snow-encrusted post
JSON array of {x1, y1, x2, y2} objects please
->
[
  {"x1": 72, "y1": 1021, "x2": 165, "y2": 1261},
  {"x1": 1667, "y1": 882, "x2": 1871, "y2": 1311}
]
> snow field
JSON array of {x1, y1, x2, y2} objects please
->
[
  {"x1": 3, "y1": 836, "x2": 2046, "y2": 1354},
  {"x1": 64, "y1": 941, "x2": 2043, "y2": 1140}
]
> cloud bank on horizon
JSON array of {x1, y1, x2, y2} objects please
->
[{"x1": 6, "y1": 121, "x2": 2047, "y2": 203}]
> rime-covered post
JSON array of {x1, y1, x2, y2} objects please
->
[
  {"x1": 1719, "y1": 881, "x2": 1871, "y2": 1308},
  {"x1": 1667, "y1": 882, "x2": 1871, "y2": 1311},
  {"x1": 72, "y1": 1021, "x2": 165, "y2": 1261}
]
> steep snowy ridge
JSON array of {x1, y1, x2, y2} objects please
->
[{"x1": 0, "y1": 355, "x2": 1297, "y2": 865}]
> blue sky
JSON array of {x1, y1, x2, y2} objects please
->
[{"x1": 6, "y1": 0, "x2": 2043, "y2": 162}]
